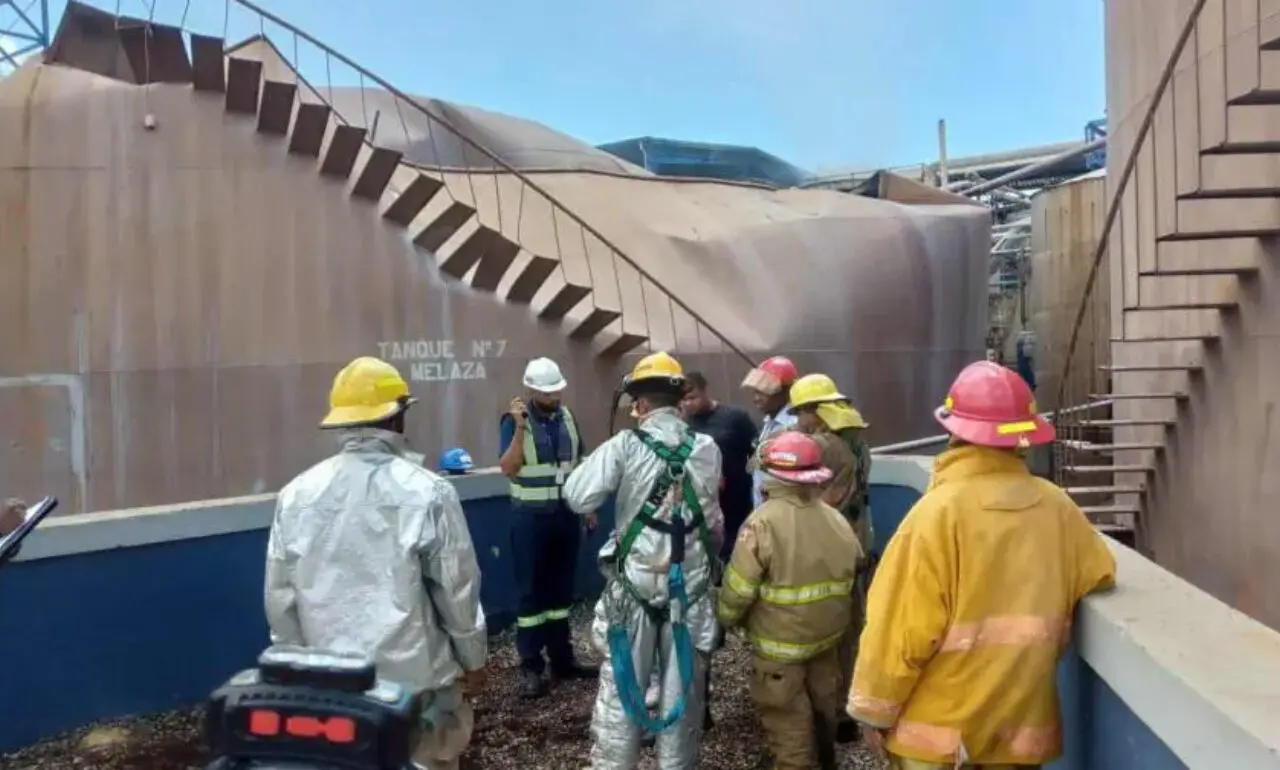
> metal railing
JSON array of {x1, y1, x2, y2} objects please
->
[
  {"x1": 872, "y1": 399, "x2": 1112, "y2": 456},
  {"x1": 1049, "y1": 0, "x2": 1209, "y2": 517},
  {"x1": 125, "y1": 0, "x2": 755, "y2": 367}
]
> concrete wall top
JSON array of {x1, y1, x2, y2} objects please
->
[
  {"x1": 10, "y1": 469, "x2": 510, "y2": 562},
  {"x1": 1082, "y1": 539, "x2": 1280, "y2": 768}
]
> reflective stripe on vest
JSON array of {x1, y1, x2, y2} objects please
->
[
  {"x1": 749, "y1": 628, "x2": 845, "y2": 663},
  {"x1": 509, "y1": 407, "x2": 580, "y2": 503},
  {"x1": 723, "y1": 565, "x2": 853, "y2": 607},
  {"x1": 516, "y1": 606, "x2": 571, "y2": 628}
]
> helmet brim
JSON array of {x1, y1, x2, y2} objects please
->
[
  {"x1": 742, "y1": 368, "x2": 785, "y2": 395},
  {"x1": 934, "y1": 407, "x2": 1055, "y2": 448},
  {"x1": 320, "y1": 397, "x2": 417, "y2": 429},
  {"x1": 524, "y1": 377, "x2": 567, "y2": 394},
  {"x1": 764, "y1": 466, "x2": 834, "y2": 485},
  {"x1": 791, "y1": 391, "x2": 848, "y2": 409}
]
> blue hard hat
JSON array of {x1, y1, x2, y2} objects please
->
[{"x1": 438, "y1": 448, "x2": 474, "y2": 475}]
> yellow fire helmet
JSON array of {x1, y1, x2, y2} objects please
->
[
  {"x1": 320, "y1": 356, "x2": 417, "y2": 429},
  {"x1": 622, "y1": 351, "x2": 685, "y2": 393},
  {"x1": 788, "y1": 373, "x2": 847, "y2": 409}
]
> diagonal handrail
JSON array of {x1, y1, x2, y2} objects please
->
[
  {"x1": 1050, "y1": 0, "x2": 1208, "y2": 467},
  {"x1": 227, "y1": 0, "x2": 756, "y2": 368}
]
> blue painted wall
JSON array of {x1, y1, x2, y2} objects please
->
[
  {"x1": 0, "y1": 481, "x2": 932, "y2": 751},
  {"x1": 0, "y1": 494, "x2": 615, "y2": 753},
  {"x1": 1050, "y1": 650, "x2": 1187, "y2": 770},
  {"x1": 0, "y1": 479, "x2": 1186, "y2": 768}
]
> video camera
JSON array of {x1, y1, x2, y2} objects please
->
[
  {"x1": 1, "y1": 497, "x2": 422, "y2": 768},
  {"x1": 204, "y1": 646, "x2": 423, "y2": 770}
]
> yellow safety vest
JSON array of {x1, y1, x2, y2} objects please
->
[{"x1": 509, "y1": 407, "x2": 581, "y2": 505}]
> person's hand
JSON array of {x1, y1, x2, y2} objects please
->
[
  {"x1": 461, "y1": 666, "x2": 487, "y2": 695},
  {"x1": 859, "y1": 724, "x2": 887, "y2": 757},
  {"x1": 584, "y1": 512, "x2": 598, "y2": 532},
  {"x1": 509, "y1": 397, "x2": 527, "y2": 428},
  {"x1": 0, "y1": 499, "x2": 26, "y2": 536}
]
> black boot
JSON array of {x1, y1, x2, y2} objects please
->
[
  {"x1": 520, "y1": 669, "x2": 548, "y2": 699},
  {"x1": 550, "y1": 660, "x2": 600, "y2": 682},
  {"x1": 835, "y1": 715, "x2": 859, "y2": 744}
]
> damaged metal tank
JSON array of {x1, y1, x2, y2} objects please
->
[{"x1": 0, "y1": 1, "x2": 990, "y2": 512}]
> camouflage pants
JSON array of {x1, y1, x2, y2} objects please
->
[{"x1": 752, "y1": 648, "x2": 843, "y2": 770}]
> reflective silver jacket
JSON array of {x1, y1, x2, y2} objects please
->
[
  {"x1": 264, "y1": 429, "x2": 486, "y2": 693},
  {"x1": 564, "y1": 408, "x2": 725, "y2": 650}
]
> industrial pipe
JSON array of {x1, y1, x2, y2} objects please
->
[{"x1": 960, "y1": 138, "x2": 1105, "y2": 198}]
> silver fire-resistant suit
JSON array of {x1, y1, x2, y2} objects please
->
[
  {"x1": 264, "y1": 429, "x2": 487, "y2": 764},
  {"x1": 564, "y1": 407, "x2": 724, "y2": 770}
]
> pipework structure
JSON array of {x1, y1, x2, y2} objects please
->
[
  {"x1": 0, "y1": 0, "x2": 49, "y2": 75},
  {"x1": 808, "y1": 119, "x2": 1109, "y2": 362}
]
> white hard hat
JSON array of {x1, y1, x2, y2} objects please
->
[{"x1": 523, "y1": 357, "x2": 567, "y2": 393}]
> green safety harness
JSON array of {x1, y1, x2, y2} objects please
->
[{"x1": 603, "y1": 428, "x2": 718, "y2": 734}]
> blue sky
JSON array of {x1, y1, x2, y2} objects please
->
[{"x1": 26, "y1": 0, "x2": 1105, "y2": 172}]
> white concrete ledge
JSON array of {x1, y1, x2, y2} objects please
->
[
  {"x1": 868, "y1": 455, "x2": 933, "y2": 489},
  {"x1": 13, "y1": 457, "x2": 937, "y2": 563},
  {"x1": 1078, "y1": 540, "x2": 1280, "y2": 769},
  {"x1": 13, "y1": 467, "x2": 509, "y2": 563}
]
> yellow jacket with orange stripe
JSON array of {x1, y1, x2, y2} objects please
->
[
  {"x1": 716, "y1": 483, "x2": 862, "y2": 662},
  {"x1": 847, "y1": 444, "x2": 1116, "y2": 766}
]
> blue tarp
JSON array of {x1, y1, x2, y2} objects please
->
[{"x1": 598, "y1": 136, "x2": 809, "y2": 188}]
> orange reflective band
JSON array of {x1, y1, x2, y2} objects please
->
[
  {"x1": 847, "y1": 691, "x2": 902, "y2": 725},
  {"x1": 891, "y1": 721, "x2": 1060, "y2": 761},
  {"x1": 1001, "y1": 723, "x2": 1061, "y2": 758},
  {"x1": 891, "y1": 720, "x2": 961, "y2": 757},
  {"x1": 939, "y1": 614, "x2": 1070, "y2": 653},
  {"x1": 995, "y1": 421, "x2": 1037, "y2": 435}
]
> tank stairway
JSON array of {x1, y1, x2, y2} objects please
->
[
  {"x1": 1052, "y1": 0, "x2": 1277, "y2": 550},
  {"x1": 44, "y1": 0, "x2": 751, "y2": 363}
]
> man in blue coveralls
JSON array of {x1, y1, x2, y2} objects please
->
[{"x1": 499, "y1": 357, "x2": 599, "y2": 699}]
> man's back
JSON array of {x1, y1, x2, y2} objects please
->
[
  {"x1": 266, "y1": 429, "x2": 486, "y2": 693},
  {"x1": 728, "y1": 489, "x2": 861, "y2": 652},
  {"x1": 854, "y1": 444, "x2": 1115, "y2": 764},
  {"x1": 686, "y1": 403, "x2": 757, "y2": 530}
]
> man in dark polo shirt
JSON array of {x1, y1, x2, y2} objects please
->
[
  {"x1": 681, "y1": 371, "x2": 759, "y2": 557},
  {"x1": 675, "y1": 370, "x2": 758, "y2": 731}
]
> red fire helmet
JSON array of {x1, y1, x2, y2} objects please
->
[
  {"x1": 760, "y1": 431, "x2": 833, "y2": 485},
  {"x1": 934, "y1": 361, "x2": 1055, "y2": 449},
  {"x1": 741, "y1": 356, "x2": 800, "y2": 395}
]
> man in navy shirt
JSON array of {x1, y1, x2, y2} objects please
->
[
  {"x1": 498, "y1": 357, "x2": 598, "y2": 699},
  {"x1": 680, "y1": 371, "x2": 759, "y2": 557}
]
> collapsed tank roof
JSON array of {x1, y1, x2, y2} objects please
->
[{"x1": 0, "y1": 8, "x2": 991, "y2": 510}]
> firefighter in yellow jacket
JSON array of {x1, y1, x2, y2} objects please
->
[
  {"x1": 718, "y1": 430, "x2": 862, "y2": 770},
  {"x1": 847, "y1": 361, "x2": 1117, "y2": 769}
]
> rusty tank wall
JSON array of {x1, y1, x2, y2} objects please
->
[
  {"x1": 0, "y1": 52, "x2": 989, "y2": 513},
  {"x1": 1101, "y1": 0, "x2": 1280, "y2": 631},
  {"x1": 530, "y1": 172, "x2": 992, "y2": 443},
  {"x1": 1027, "y1": 172, "x2": 1111, "y2": 411},
  {"x1": 0, "y1": 63, "x2": 627, "y2": 512}
]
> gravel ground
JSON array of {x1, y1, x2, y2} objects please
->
[{"x1": 1, "y1": 610, "x2": 886, "y2": 769}]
